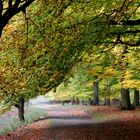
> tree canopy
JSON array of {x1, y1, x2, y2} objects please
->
[{"x1": 0, "y1": 0, "x2": 139, "y2": 113}]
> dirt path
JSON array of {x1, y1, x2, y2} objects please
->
[{"x1": 1, "y1": 105, "x2": 140, "y2": 140}]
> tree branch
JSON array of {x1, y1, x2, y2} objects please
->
[
  {"x1": 109, "y1": 19, "x2": 140, "y2": 26},
  {"x1": 0, "y1": 0, "x2": 34, "y2": 37},
  {"x1": 110, "y1": 30, "x2": 140, "y2": 35},
  {"x1": 0, "y1": 0, "x2": 3, "y2": 17},
  {"x1": 99, "y1": 40, "x2": 140, "y2": 47}
]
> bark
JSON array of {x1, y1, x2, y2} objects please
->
[
  {"x1": 70, "y1": 96, "x2": 75, "y2": 105},
  {"x1": 109, "y1": 19, "x2": 140, "y2": 26},
  {"x1": 0, "y1": 28, "x2": 2, "y2": 37},
  {"x1": 87, "y1": 98, "x2": 92, "y2": 105},
  {"x1": 105, "y1": 79, "x2": 111, "y2": 105},
  {"x1": 76, "y1": 98, "x2": 79, "y2": 105},
  {"x1": 0, "y1": 20, "x2": 4, "y2": 37},
  {"x1": 104, "y1": 98, "x2": 110, "y2": 106},
  {"x1": 133, "y1": 89, "x2": 139, "y2": 106},
  {"x1": 120, "y1": 88, "x2": 132, "y2": 110},
  {"x1": 18, "y1": 97, "x2": 25, "y2": 121},
  {"x1": 93, "y1": 81, "x2": 99, "y2": 105},
  {"x1": 0, "y1": 0, "x2": 34, "y2": 38}
]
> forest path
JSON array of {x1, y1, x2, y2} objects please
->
[{"x1": 1, "y1": 104, "x2": 140, "y2": 140}]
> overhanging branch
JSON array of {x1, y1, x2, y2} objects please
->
[
  {"x1": 109, "y1": 19, "x2": 140, "y2": 26},
  {"x1": 0, "y1": 0, "x2": 35, "y2": 37},
  {"x1": 110, "y1": 30, "x2": 140, "y2": 35},
  {"x1": 99, "y1": 40, "x2": 140, "y2": 47}
]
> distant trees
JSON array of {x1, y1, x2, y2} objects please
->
[{"x1": 54, "y1": 44, "x2": 140, "y2": 109}]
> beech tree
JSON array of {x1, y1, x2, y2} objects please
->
[
  {"x1": 0, "y1": 0, "x2": 89, "y2": 120},
  {"x1": 0, "y1": 0, "x2": 35, "y2": 37}
]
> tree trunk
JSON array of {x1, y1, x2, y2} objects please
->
[
  {"x1": 133, "y1": 89, "x2": 139, "y2": 106},
  {"x1": 105, "y1": 79, "x2": 111, "y2": 105},
  {"x1": 70, "y1": 96, "x2": 75, "y2": 105},
  {"x1": 18, "y1": 97, "x2": 25, "y2": 121},
  {"x1": 104, "y1": 98, "x2": 110, "y2": 105},
  {"x1": 87, "y1": 98, "x2": 92, "y2": 105},
  {"x1": 76, "y1": 98, "x2": 79, "y2": 105},
  {"x1": 120, "y1": 88, "x2": 132, "y2": 110},
  {"x1": 0, "y1": 28, "x2": 2, "y2": 38},
  {"x1": 119, "y1": 45, "x2": 133, "y2": 110},
  {"x1": 93, "y1": 81, "x2": 99, "y2": 105}
]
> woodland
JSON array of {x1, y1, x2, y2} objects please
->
[{"x1": 0, "y1": 0, "x2": 140, "y2": 123}]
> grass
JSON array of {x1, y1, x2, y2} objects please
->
[{"x1": 0, "y1": 107, "x2": 47, "y2": 136}]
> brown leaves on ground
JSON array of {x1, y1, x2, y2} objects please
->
[{"x1": 1, "y1": 105, "x2": 140, "y2": 140}]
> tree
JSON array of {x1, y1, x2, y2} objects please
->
[
  {"x1": 113, "y1": 44, "x2": 140, "y2": 109},
  {"x1": 0, "y1": 0, "x2": 35, "y2": 37},
  {"x1": 0, "y1": 0, "x2": 91, "y2": 120}
]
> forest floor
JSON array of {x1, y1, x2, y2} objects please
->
[{"x1": 1, "y1": 104, "x2": 140, "y2": 140}]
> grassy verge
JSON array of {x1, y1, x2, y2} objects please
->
[{"x1": 0, "y1": 107, "x2": 47, "y2": 136}]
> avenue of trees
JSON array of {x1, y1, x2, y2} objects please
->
[{"x1": 0, "y1": 0, "x2": 140, "y2": 121}]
